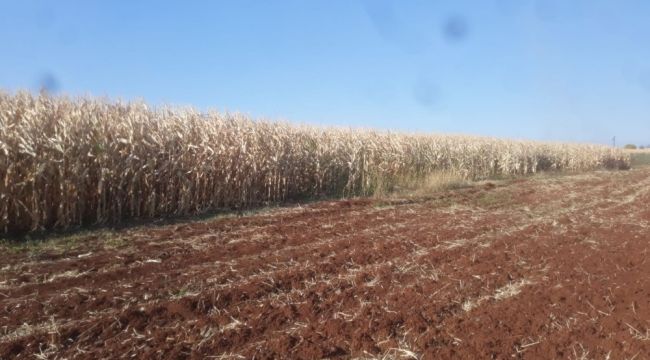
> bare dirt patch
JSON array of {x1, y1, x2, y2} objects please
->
[{"x1": 1, "y1": 169, "x2": 650, "y2": 359}]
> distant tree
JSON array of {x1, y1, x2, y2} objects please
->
[
  {"x1": 641, "y1": 146, "x2": 646, "y2": 149},
  {"x1": 624, "y1": 144, "x2": 638, "y2": 150}
]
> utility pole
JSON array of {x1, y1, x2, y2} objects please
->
[{"x1": 612, "y1": 136, "x2": 616, "y2": 148}]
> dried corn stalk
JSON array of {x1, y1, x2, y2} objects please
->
[{"x1": 0, "y1": 92, "x2": 630, "y2": 233}]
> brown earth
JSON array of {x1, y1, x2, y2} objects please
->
[{"x1": 1, "y1": 168, "x2": 650, "y2": 359}]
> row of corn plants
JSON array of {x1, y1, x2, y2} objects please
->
[{"x1": 0, "y1": 92, "x2": 630, "y2": 234}]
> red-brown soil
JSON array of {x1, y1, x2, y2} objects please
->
[{"x1": 1, "y1": 168, "x2": 650, "y2": 359}]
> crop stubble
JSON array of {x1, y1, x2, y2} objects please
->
[{"x1": 1, "y1": 168, "x2": 650, "y2": 358}]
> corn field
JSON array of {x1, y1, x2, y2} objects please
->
[{"x1": 0, "y1": 92, "x2": 630, "y2": 234}]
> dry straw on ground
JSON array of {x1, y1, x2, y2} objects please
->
[{"x1": 0, "y1": 92, "x2": 630, "y2": 233}]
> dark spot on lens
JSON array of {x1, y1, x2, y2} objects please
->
[
  {"x1": 413, "y1": 78, "x2": 439, "y2": 107},
  {"x1": 442, "y1": 15, "x2": 468, "y2": 43},
  {"x1": 38, "y1": 72, "x2": 61, "y2": 94}
]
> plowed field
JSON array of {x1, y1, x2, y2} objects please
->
[{"x1": 2, "y1": 168, "x2": 650, "y2": 359}]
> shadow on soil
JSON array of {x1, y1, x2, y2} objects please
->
[
  {"x1": 0, "y1": 166, "x2": 627, "y2": 252},
  {"x1": 0, "y1": 194, "x2": 344, "y2": 251}
]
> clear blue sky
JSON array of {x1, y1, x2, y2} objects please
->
[{"x1": 1, "y1": 1, "x2": 649, "y2": 145}]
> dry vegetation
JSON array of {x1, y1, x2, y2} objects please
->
[
  {"x1": 626, "y1": 149, "x2": 650, "y2": 167},
  {"x1": 0, "y1": 92, "x2": 630, "y2": 234}
]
